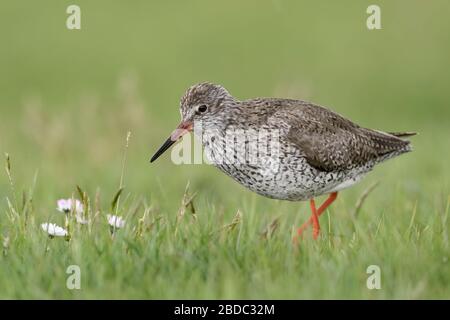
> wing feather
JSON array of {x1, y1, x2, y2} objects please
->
[{"x1": 266, "y1": 101, "x2": 410, "y2": 172}]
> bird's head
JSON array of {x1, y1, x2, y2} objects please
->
[
  {"x1": 150, "y1": 82, "x2": 235, "y2": 163},
  {"x1": 180, "y1": 82, "x2": 234, "y2": 124}
]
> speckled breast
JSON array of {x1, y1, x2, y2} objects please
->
[{"x1": 201, "y1": 131, "x2": 372, "y2": 201}]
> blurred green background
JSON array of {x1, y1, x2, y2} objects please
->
[
  {"x1": 1, "y1": 0, "x2": 449, "y2": 205},
  {"x1": 0, "y1": 0, "x2": 449, "y2": 299}
]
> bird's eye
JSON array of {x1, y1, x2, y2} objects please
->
[{"x1": 198, "y1": 105, "x2": 208, "y2": 113}]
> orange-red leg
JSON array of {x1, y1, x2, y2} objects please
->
[
  {"x1": 293, "y1": 192, "x2": 338, "y2": 242},
  {"x1": 310, "y1": 199, "x2": 320, "y2": 239}
]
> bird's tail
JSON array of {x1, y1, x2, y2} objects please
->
[{"x1": 369, "y1": 130, "x2": 417, "y2": 160}]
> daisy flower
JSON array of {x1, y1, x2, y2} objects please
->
[
  {"x1": 41, "y1": 223, "x2": 68, "y2": 237},
  {"x1": 57, "y1": 199, "x2": 83, "y2": 214},
  {"x1": 57, "y1": 199, "x2": 88, "y2": 224},
  {"x1": 107, "y1": 214, "x2": 126, "y2": 229}
]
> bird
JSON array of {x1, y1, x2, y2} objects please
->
[{"x1": 150, "y1": 82, "x2": 415, "y2": 240}]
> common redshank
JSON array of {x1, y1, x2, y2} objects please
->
[{"x1": 150, "y1": 83, "x2": 415, "y2": 240}]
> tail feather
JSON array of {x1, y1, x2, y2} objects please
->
[
  {"x1": 368, "y1": 129, "x2": 416, "y2": 158},
  {"x1": 388, "y1": 131, "x2": 417, "y2": 139}
]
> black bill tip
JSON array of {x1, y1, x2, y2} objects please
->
[{"x1": 150, "y1": 137, "x2": 175, "y2": 163}]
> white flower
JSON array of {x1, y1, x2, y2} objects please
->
[
  {"x1": 57, "y1": 199, "x2": 83, "y2": 214},
  {"x1": 41, "y1": 223, "x2": 68, "y2": 237},
  {"x1": 107, "y1": 214, "x2": 125, "y2": 229}
]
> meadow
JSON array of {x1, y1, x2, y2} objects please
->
[{"x1": 0, "y1": 1, "x2": 449, "y2": 299}]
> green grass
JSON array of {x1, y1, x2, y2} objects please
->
[{"x1": 0, "y1": 0, "x2": 449, "y2": 299}]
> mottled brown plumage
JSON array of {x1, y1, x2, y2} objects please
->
[
  {"x1": 258, "y1": 99, "x2": 413, "y2": 172},
  {"x1": 150, "y1": 82, "x2": 415, "y2": 240}
]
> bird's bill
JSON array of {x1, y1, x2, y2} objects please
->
[{"x1": 150, "y1": 120, "x2": 193, "y2": 163}]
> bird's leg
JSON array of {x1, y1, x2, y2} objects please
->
[
  {"x1": 316, "y1": 192, "x2": 338, "y2": 216},
  {"x1": 310, "y1": 199, "x2": 320, "y2": 239},
  {"x1": 294, "y1": 192, "x2": 338, "y2": 241}
]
